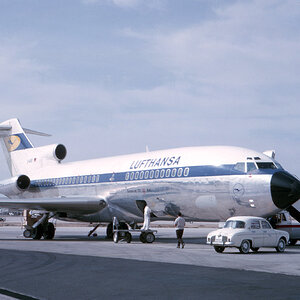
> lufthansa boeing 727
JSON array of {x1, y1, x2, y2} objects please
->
[{"x1": 0, "y1": 118, "x2": 300, "y2": 241}]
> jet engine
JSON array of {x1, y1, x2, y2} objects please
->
[
  {"x1": 0, "y1": 174, "x2": 31, "y2": 196},
  {"x1": 34, "y1": 144, "x2": 67, "y2": 162}
]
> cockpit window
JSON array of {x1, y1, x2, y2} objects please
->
[
  {"x1": 224, "y1": 220, "x2": 245, "y2": 229},
  {"x1": 233, "y1": 162, "x2": 245, "y2": 173},
  {"x1": 247, "y1": 162, "x2": 257, "y2": 172},
  {"x1": 256, "y1": 162, "x2": 277, "y2": 169}
]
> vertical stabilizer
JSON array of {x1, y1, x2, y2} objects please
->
[{"x1": 0, "y1": 119, "x2": 34, "y2": 176}]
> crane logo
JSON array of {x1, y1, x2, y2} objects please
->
[{"x1": 4, "y1": 135, "x2": 21, "y2": 152}]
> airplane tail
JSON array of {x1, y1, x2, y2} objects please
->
[
  {"x1": 0, "y1": 119, "x2": 34, "y2": 176},
  {"x1": 0, "y1": 118, "x2": 57, "y2": 177}
]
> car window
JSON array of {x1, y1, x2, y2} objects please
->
[
  {"x1": 250, "y1": 220, "x2": 261, "y2": 229},
  {"x1": 261, "y1": 220, "x2": 271, "y2": 229},
  {"x1": 224, "y1": 220, "x2": 245, "y2": 229}
]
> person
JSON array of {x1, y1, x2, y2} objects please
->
[
  {"x1": 141, "y1": 205, "x2": 151, "y2": 231},
  {"x1": 174, "y1": 212, "x2": 185, "y2": 248}
]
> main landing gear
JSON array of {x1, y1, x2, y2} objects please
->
[{"x1": 23, "y1": 211, "x2": 56, "y2": 240}]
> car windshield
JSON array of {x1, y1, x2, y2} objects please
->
[{"x1": 224, "y1": 220, "x2": 245, "y2": 229}]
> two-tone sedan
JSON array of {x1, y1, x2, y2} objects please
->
[{"x1": 207, "y1": 216, "x2": 289, "y2": 254}]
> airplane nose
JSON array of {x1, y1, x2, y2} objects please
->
[{"x1": 271, "y1": 171, "x2": 300, "y2": 209}]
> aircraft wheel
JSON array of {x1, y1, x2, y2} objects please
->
[
  {"x1": 145, "y1": 232, "x2": 155, "y2": 243},
  {"x1": 23, "y1": 229, "x2": 32, "y2": 238},
  {"x1": 106, "y1": 223, "x2": 113, "y2": 239},
  {"x1": 239, "y1": 240, "x2": 250, "y2": 254},
  {"x1": 31, "y1": 225, "x2": 43, "y2": 240},
  {"x1": 214, "y1": 246, "x2": 225, "y2": 253},
  {"x1": 251, "y1": 247, "x2": 259, "y2": 252},
  {"x1": 113, "y1": 232, "x2": 119, "y2": 243},
  {"x1": 43, "y1": 223, "x2": 55, "y2": 240},
  {"x1": 125, "y1": 232, "x2": 132, "y2": 243},
  {"x1": 276, "y1": 238, "x2": 286, "y2": 253},
  {"x1": 139, "y1": 232, "x2": 147, "y2": 243}
]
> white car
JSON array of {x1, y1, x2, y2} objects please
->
[{"x1": 207, "y1": 216, "x2": 289, "y2": 254}]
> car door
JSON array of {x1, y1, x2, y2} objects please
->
[
  {"x1": 261, "y1": 220, "x2": 277, "y2": 246},
  {"x1": 250, "y1": 220, "x2": 263, "y2": 247}
]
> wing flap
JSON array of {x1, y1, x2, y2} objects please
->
[{"x1": 0, "y1": 197, "x2": 107, "y2": 213}]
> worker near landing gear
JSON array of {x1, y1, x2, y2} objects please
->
[
  {"x1": 175, "y1": 212, "x2": 185, "y2": 248},
  {"x1": 141, "y1": 205, "x2": 151, "y2": 231}
]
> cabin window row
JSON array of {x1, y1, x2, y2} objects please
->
[
  {"x1": 34, "y1": 174, "x2": 101, "y2": 187},
  {"x1": 125, "y1": 167, "x2": 190, "y2": 181}
]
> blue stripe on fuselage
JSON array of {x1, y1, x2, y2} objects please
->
[{"x1": 30, "y1": 164, "x2": 281, "y2": 188}]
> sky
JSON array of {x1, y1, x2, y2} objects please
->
[{"x1": 0, "y1": 0, "x2": 300, "y2": 179}]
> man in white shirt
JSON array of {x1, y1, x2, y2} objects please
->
[
  {"x1": 141, "y1": 205, "x2": 151, "y2": 231},
  {"x1": 174, "y1": 212, "x2": 185, "y2": 248}
]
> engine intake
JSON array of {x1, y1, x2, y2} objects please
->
[
  {"x1": 55, "y1": 144, "x2": 67, "y2": 161},
  {"x1": 17, "y1": 175, "x2": 31, "y2": 190}
]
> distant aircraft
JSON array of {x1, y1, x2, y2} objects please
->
[{"x1": 0, "y1": 118, "x2": 300, "y2": 241}]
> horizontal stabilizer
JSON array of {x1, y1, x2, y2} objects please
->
[
  {"x1": 0, "y1": 125, "x2": 12, "y2": 136},
  {"x1": 0, "y1": 197, "x2": 107, "y2": 214},
  {"x1": 23, "y1": 128, "x2": 51, "y2": 137}
]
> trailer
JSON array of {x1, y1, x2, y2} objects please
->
[
  {"x1": 112, "y1": 228, "x2": 157, "y2": 244},
  {"x1": 273, "y1": 211, "x2": 300, "y2": 245}
]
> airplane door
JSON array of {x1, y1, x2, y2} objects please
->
[{"x1": 261, "y1": 220, "x2": 277, "y2": 246}]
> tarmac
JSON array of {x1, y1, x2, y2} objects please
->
[{"x1": 0, "y1": 223, "x2": 299, "y2": 299}]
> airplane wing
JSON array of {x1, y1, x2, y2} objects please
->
[{"x1": 0, "y1": 196, "x2": 107, "y2": 213}]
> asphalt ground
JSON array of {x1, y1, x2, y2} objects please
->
[{"x1": 0, "y1": 226, "x2": 299, "y2": 300}]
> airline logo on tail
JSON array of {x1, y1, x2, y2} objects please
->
[{"x1": 4, "y1": 134, "x2": 33, "y2": 152}]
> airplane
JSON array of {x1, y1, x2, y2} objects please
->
[{"x1": 0, "y1": 118, "x2": 300, "y2": 242}]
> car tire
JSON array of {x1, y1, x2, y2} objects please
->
[
  {"x1": 214, "y1": 246, "x2": 225, "y2": 253},
  {"x1": 239, "y1": 240, "x2": 250, "y2": 254},
  {"x1": 276, "y1": 238, "x2": 286, "y2": 253},
  {"x1": 251, "y1": 247, "x2": 259, "y2": 252}
]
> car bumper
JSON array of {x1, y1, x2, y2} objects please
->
[{"x1": 207, "y1": 241, "x2": 235, "y2": 246}]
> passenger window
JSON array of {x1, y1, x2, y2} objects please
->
[
  {"x1": 262, "y1": 221, "x2": 271, "y2": 229},
  {"x1": 144, "y1": 171, "x2": 149, "y2": 179},
  {"x1": 177, "y1": 168, "x2": 183, "y2": 177},
  {"x1": 140, "y1": 171, "x2": 144, "y2": 179},
  {"x1": 171, "y1": 168, "x2": 177, "y2": 177},
  {"x1": 135, "y1": 172, "x2": 139, "y2": 180},
  {"x1": 250, "y1": 220, "x2": 261, "y2": 229},
  {"x1": 184, "y1": 168, "x2": 189, "y2": 176},
  {"x1": 247, "y1": 163, "x2": 257, "y2": 172},
  {"x1": 160, "y1": 169, "x2": 165, "y2": 178},
  {"x1": 125, "y1": 173, "x2": 129, "y2": 180},
  {"x1": 130, "y1": 172, "x2": 134, "y2": 180},
  {"x1": 166, "y1": 169, "x2": 171, "y2": 177},
  {"x1": 233, "y1": 163, "x2": 246, "y2": 173},
  {"x1": 155, "y1": 170, "x2": 160, "y2": 178},
  {"x1": 149, "y1": 170, "x2": 154, "y2": 179}
]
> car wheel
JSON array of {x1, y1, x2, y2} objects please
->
[
  {"x1": 276, "y1": 238, "x2": 286, "y2": 253},
  {"x1": 239, "y1": 240, "x2": 250, "y2": 254},
  {"x1": 214, "y1": 246, "x2": 225, "y2": 253},
  {"x1": 251, "y1": 247, "x2": 259, "y2": 252}
]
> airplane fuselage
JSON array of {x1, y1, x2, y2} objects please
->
[{"x1": 13, "y1": 146, "x2": 284, "y2": 223}]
